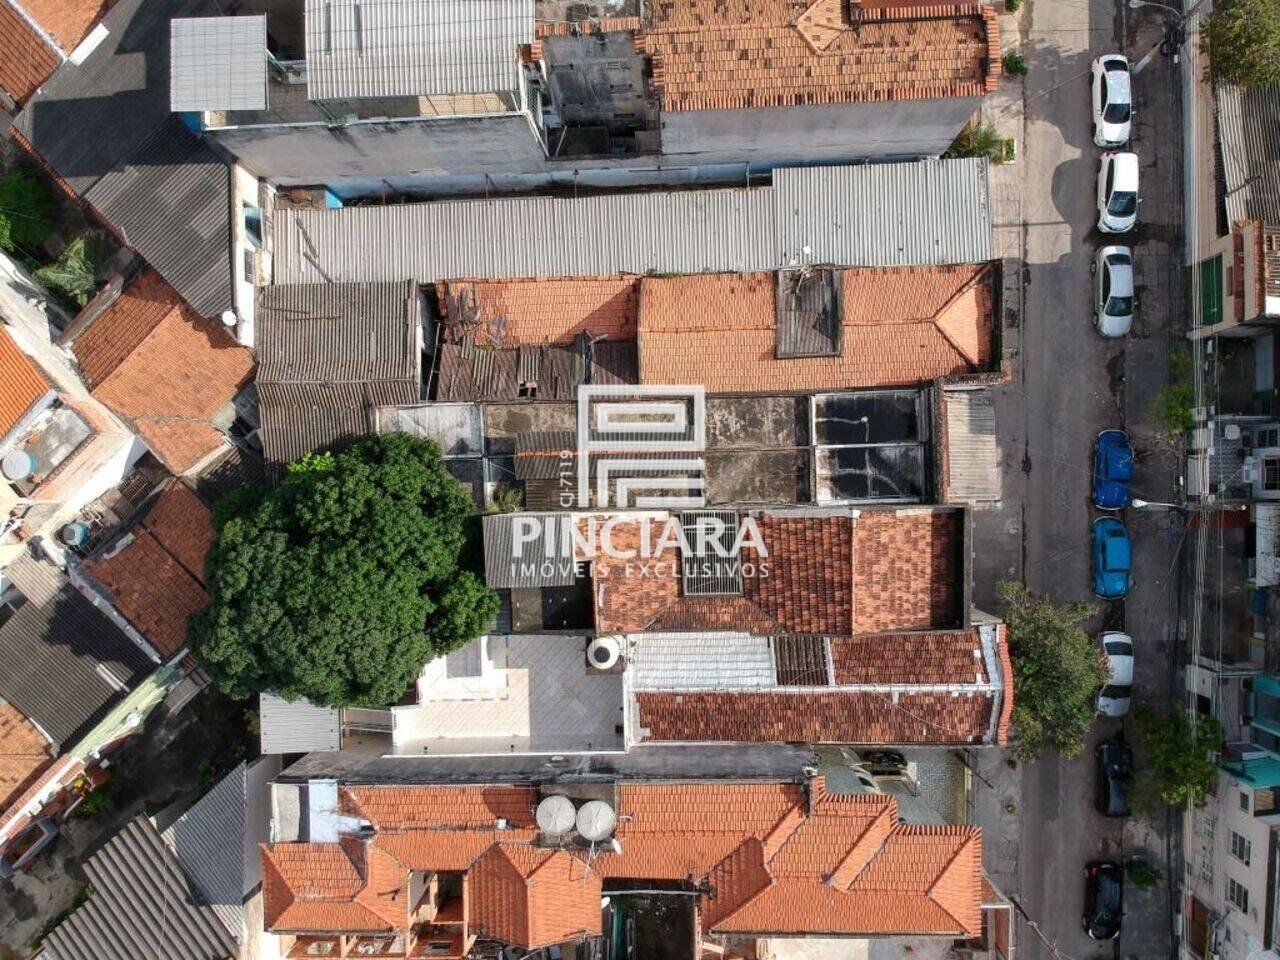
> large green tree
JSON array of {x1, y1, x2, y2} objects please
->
[
  {"x1": 999, "y1": 582, "x2": 1109, "y2": 760},
  {"x1": 1202, "y1": 0, "x2": 1280, "y2": 88},
  {"x1": 1132, "y1": 707, "x2": 1224, "y2": 813},
  {"x1": 190, "y1": 433, "x2": 498, "y2": 707},
  {"x1": 0, "y1": 170, "x2": 52, "y2": 256}
]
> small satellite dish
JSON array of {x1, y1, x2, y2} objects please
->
[
  {"x1": 220, "y1": 309, "x2": 238, "y2": 327},
  {"x1": 535, "y1": 795, "x2": 576, "y2": 836},
  {"x1": 576, "y1": 799, "x2": 617, "y2": 842},
  {"x1": 609, "y1": 838, "x2": 623, "y2": 855}
]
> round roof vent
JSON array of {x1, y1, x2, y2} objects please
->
[
  {"x1": 59, "y1": 522, "x2": 90, "y2": 547},
  {"x1": 576, "y1": 799, "x2": 617, "y2": 842},
  {"x1": 1, "y1": 450, "x2": 35, "y2": 482},
  {"x1": 535, "y1": 795, "x2": 576, "y2": 836},
  {"x1": 587, "y1": 636, "x2": 621, "y2": 671}
]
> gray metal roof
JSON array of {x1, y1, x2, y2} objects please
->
[
  {"x1": 255, "y1": 281, "x2": 422, "y2": 463},
  {"x1": 14, "y1": 0, "x2": 235, "y2": 318},
  {"x1": 1218, "y1": 82, "x2": 1280, "y2": 225},
  {"x1": 170, "y1": 16, "x2": 268, "y2": 112},
  {"x1": 943, "y1": 388, "x2": 1000, "y2": 503},
  {"x1": 629, "y1": 633, "x2": 776, "y2": 690},
  {"x1": 482, "y1": 513, "x2": 578, "y2": 588},
  {"x1": 161, "y1": 756, "x2": 281, "y2": 943},
  {"x1": 0, "y1": 556, "x2": 155, "y2": 749},
  {"x1": 259, "y1": 692, "x2": 341, "y2": 754},
  {"x1": 271, "y1": 159, "x2": 994, "y2": 285},
  {"x1": 304, "y1": 0, "x2": 534, "y2": 100},
  {"x1": 39, "y1": 818, "x2": 237, "y2": 960},
  {"x1": 375, "y1": 402, "x2": 484, "y2": 457}
]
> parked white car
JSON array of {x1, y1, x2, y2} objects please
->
[
  {"x1": 1097, "y1": 152, "x2": 1139, "y2": 234},
  {"x1": 1092, "y1": 246, "x2": 1135, "y2": 337},
  {"x1": 1097, "y1": 631, "x2": 1134, "y2": 717},
  {"x1": 1091, "y1": 55, "x2": 1133, "y2": 147}
]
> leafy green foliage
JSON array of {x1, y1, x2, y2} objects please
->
[
  {"x1": 0, "y1": 170, "x2": 52, "y2": 256},
  {"x1": 998, "y1": 582, "x2": 1108, "y2": 760},
  {"x1": 1149, "y1": 346, "x2": 1196, "y2": 434},
  {"x1": 943, "y1": 124, "x2": 1006, "y2": 162},
  {"x1": 190, "y1": 433, "x2": 499, "y2": 707},
  {"x1": 1002, "y1": 52, "x2": 1027, "y2": 76},
  {"x1": 33, "y1": 233, "x2": 111, "y2": 308},
  {"x1": 1132, "y1": 707, "x2": 1224, "y2": 812},
  {"x1": 487, "y1": 483, "x2": 524, "y2": 513},
  {"x1": 1202, "y1": 0, "x2": 1280, "y2": 88},
  {"x1": 1126, "y1": 858, "x2": 1162, "y2": 891},
  {"x1": 1004, "y1": 0, "x2": 1021, "y2": 11}
]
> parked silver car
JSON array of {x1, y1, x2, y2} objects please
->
[{"x1": 1092, "y1": 245, "x2": 1135, "y2": 337}]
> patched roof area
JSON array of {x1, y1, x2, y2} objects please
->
[
  {"x1": 640, "y1": 0, "x2": 1000, "y2": 111},
  {"x1": 85, "y1": 482, "x2": 214, "y2": 659},
  {"x1": 262, "y1": 778, "x2": 983, "y2": 946},
  {"x1": 439, "y1": 276, "x2": 639, "y2": 347},
  {"x1": 591, "y1": 508, "x2": 964, "y2": 636},
  {"x1": 636, "y1": 264, "x2": 994, "y2": 392},
  {"x1": 72, "y1": 269, "x2": 255, "y2": 473}
]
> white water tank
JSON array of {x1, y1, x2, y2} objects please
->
[
  {"x1": 535, "y1": 795, "x2": 576, "y2": 836},
  {"x1": 587, "y1": 636, "x2": 621, "y2": 670},
  {"x1": 2, "y1": 450, "x2": 35, "y2": 481},
  {"x1": 576, "y1": 799, "x2": 617, "y2": 841}
]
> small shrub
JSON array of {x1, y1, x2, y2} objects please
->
[
  {"x1": 487, "y1": 483, "x2": 525, "y2": 513},
  {"x1": 942, "y1": 123, "x2": 1006, "y2": 163},
  {"x1": 1149, "y1": 347, "x2": 1197, "y2": 435},
  {"x1": 33, "y1": 232, "x2": 111, "y2": 309},
  {"x1": 1005, "y1": 0, "x2": 1022, "y2": 11},
  {"x1": 1001, "y1": 138, "x2": 1017, "y2": 164},
  {"x1": 1127, "y1": 858, "x2": 1163, "y2": 890},
  {"x1": 1003, "y1": 52, "x2": 1028, "y2": 76}
]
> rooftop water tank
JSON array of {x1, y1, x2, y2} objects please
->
[
  {"x1": 1, "y1": 450, "x2": 35, "y2": 482},
  {"x1": 575, "y1": 799, "x2": 617, "y2": 842},
  {"x1": 535, "y1": 795, "x2": 576, "y2": 836}
]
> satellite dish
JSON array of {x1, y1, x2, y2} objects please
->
[
  {"x1": 576, "y1": 800, "x2": 617, "y2": 841},
  {"x1": 220, "y1": 310, "x2": 238, "y2": 327},
  {"x1": 535, "y1": 795, "x2": 576, "y2": 836}
]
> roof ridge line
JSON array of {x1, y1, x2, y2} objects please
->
[
  {"x1": 929, "y1": 264, "x2": 991, "y2": 366},
  {"x1": 923, "y1": 831, "x2": 983, "y2": 932}
]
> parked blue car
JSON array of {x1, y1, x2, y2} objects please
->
[
  {"x1": 1093, "y1": 430, "x2": 1134, "y2": 509},
  {"x1": 1092, "y1": 517, "x2": 1132, "y2": 598}
]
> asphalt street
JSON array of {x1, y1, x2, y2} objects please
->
[{"x1": 970, "y1": 0, "x2": 1187, "y2": 957}]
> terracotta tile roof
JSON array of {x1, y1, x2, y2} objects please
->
[
  {"x1": 0, "y1": 702, "x2": 54, "y2": 812},
  {"x1": 73, "y1": 270, "x2": 255, "y2": 473},
  {"x1": 640, "y1": 0, "x2": 999, "y2": 112},
  {"x1": 345, "y1": 785, "x2": 537, "y2": 829},
  {"x1": 84, "y1": 483, "x2": 214, "y2": 659},
  {"x1": 18, "y1": 0, "x2": 113, "y2": 52},
  {"x1": 263, "y1": 779, "x2": 983, "y2": 944},
  {"x1": 439, "y1": 276, "x2": 639, "y2": 347},
  {"x1": 0, "y1": 324, "x2": 51, "y2": 437},
  {"x1": 636, "y1": 265, "x2": 993, "y2": 393},
  {"x1": 593, "y1": 509, "x2": 960, "y2": 636},
  {"x1": 634, "y1": 689, "x2": 997, "y2": 744},
  {"x1": 830, "y1": 631, "x2": 985, "y2": 683},
  {"x1": 0, "y1": 1, "x2": 59, "y2": 103}
]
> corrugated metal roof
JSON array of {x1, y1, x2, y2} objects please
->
[
  {"x1": 483, "y1": 513, "x2": 578, "y2": 587},
  {"x1": 256, "y1": 281, "x2": 422, "y2": 464},
  {"x1": 40, "y1": 818, "x2": 237, "y2": 960},
  {"x1": 1218, "y1": 82, "x2": 1280, "y2": 225},
  {"x1": 83, "y1": 116, "x2": 234, "y2": 318},
  {"x1": 271, "y1": 160, "x2": 993, "y2": 286},
  {"x1": 376, "y1": 402, "x2": 484, "y2": 456},
  {"x1": 170, "y1": 16, "x2": 268, "y2": 112},
  {"x1": 0, "y1": 556, "x2": 154, "y2": 749},
  {"x1": 161, "y1": 756, "x2": 281, "y2": 942},
  {"x1": 943, "y1": 388, "x2": 1001, "y2": 503},
  {"x1": 304, "y1": 0, "x2": 533, "y2": 100},
  {"x1": 259, "y1": 692, "x2": 341, "y2": 754},
  {"x1": 629, "y1": 632, "x2": 776, "y2": 690}
]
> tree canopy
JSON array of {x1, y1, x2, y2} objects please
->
[
  {"x1": 1202, "y1": 0, "x2": 1280, "y2": 88},
  {"x1": 0, "y1": 170, "x2": 52, "y2": 256},
  {"x1": 999, "y1": 581, "x2": 1109, "y2": 760},
  {"x1": 1132, "y1": 707, "x2": 1224, "y2": 812},
  {"x1": 189, "y1": 433, "x2": 498, "y2": 707}
]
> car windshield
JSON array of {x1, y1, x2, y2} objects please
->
[
  {"x1": 1103, "y1": 640, "x2": 1131, "y2": 655},
  {"x1": 1105, "y1": 295, "x2": 1134, "y2": 316},
  {"x1": 1109, "y1": 190, "x2": 1137, "y2": 216},
  {"x1": 1104, "y1": 100, "x2": 1131, "y2": 123},
  {"x1": 1101, "y1": 684, "x2": 1131, "y2": 699}
]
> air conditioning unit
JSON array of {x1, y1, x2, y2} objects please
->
[{"x1": 1243, "y1": 457, "x2": 1259, "y2": 484}]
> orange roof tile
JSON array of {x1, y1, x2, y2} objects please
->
[
  {"x1": 0, "y1": 0, "x2": 59, "y2": 103},
  {"x1": 641, "y1": 0, "x2": 999, "y2": 112},
  {"x1": 344, "y1": 785, "x2": 537, "y2": 829},
  {"x1": 263, "y1": 779, "x2": 983, "y2": 944},
  {"x1": 18, "y1": 0, "x2": 112, "y2": 53},
  {"x1": 636, "y1": 265, "x2": 993, "y2": 393},
  {"x1": 439, "y1": 276, "x2": 639, "y2": 347},
  {"x1": 73, "y1": 270, "x2": 254, "y2": 473},
  {"x1": 593, "y1": 509, "x2": 961, "y2": 636},
  {"x1": 84, "y1": 483, "x2": 214, "y2": 659},
  {"x1": 0, "y1": 324, "x2": 50, "y2": 437},
  {"x1": 0, "y1": 703, "x2": 54, "y2": 812},
  {"x1": 830, "y1": 631, "x2": 984, "y2": 684}
]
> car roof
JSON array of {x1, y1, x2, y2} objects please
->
[
  {"x1": 1109, "y1": 152, "x2": 1139, "y2": 189},
  {"x1": 1105, "y1": 257, "x2": 1135, "y2": 295},
  {"x1": 1107, "y1": 652, "x2": 1135, "y2": 685},
  {"x1": 1104, "y1": 66, "x2": 1132, "y2": 99}
]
